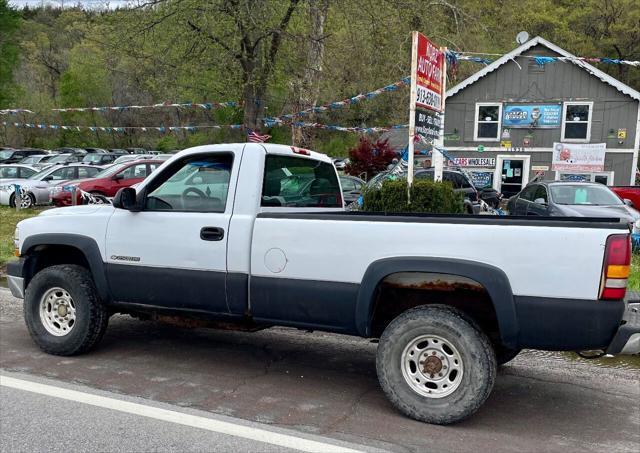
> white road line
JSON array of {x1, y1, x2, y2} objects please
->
[{"x1": 0, "y1": 375, "x2": 363, "y2": 453}]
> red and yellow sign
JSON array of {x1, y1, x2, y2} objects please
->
[{"x1": 414, "y1": 32, "x2": 444, "y2": 112}]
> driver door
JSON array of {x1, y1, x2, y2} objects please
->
[{"x1": 105, "y1": 152, "x2": 237, "y2": 314}]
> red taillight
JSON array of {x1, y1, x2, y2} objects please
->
[{"x1": 600, "y1": 234, "x2": 631, "y2": 300}]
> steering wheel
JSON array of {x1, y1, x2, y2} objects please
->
[{"x1": 182, "y1": 187, "x2": 207, "y2": 199}]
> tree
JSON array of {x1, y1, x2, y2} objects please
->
[
  {"x1": 291, "y1": 0, "x2": 329, "y2": 147},
  {"x1": 0, "y1": 0, "x2": 20, "y2": 107},
  {"x1": 131, "y1": 0, "x2": 303, "y2": 132},
  {"x1": 345, "y1": 136, "x2": 396, "y2": 180}
]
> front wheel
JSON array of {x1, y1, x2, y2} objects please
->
[
  {"x1": 376, "y1": 305, "x2": 496, "y2": 424},
  {"x1": 24, "y1": 265, "x2": 109, "y2": 356}
]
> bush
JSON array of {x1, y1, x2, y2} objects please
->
[
  {"x1": 344, "y1": 137, "x2": 396, "y2": 180},
  {"x1": 363, "y1": 178, "x2": 464, "y2": 214}
]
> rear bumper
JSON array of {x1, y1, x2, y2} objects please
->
[
  {"x1": 514, "y1": 296, "x2": 625, "y2": 351},
  {"x1": 606, "y1": 302, "x2": 640, "y2": 355}
]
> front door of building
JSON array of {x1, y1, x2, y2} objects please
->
[{"x1": 494, "y1": 155, "x2": 531, "y2": 198}]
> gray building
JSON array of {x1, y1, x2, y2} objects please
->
[{"x1": 385, "y1": 36, "x2": 639, "y2": 196}]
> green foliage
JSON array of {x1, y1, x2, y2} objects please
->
[
  {"x1": 363, "y1": 179, "x2": 464, "y2": 214},
  {"x1": 0, "y1": 0, "x2": 20, "y2": 107},
  {"x1": 630, "y1": 253, "x2": 640, "y2": 291},
  {"x1": 1, "y1": 0, "x2": 639, "y2": 150}
]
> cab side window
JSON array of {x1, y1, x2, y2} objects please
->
[
  {"x1": 145, "y1": 153, "x2": 233, "y2": 213},
  {"x1": 261, "y1": 155, "x2": 341, "y2": 208}
]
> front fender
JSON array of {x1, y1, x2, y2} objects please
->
[
  {"x1": 22, "y1": 233, "x2": 110, "y2": 303},
  {"x1": 355, "y1": 257, "x2": 518, "y2": 348}
]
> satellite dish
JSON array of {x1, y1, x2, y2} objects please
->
[{"x1": 516, "y1": 31, "x2": 530, "y2": 44}]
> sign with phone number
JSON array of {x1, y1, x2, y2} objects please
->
[{"x1": 414, "y1": 32, "x2": 444, "y2": 112}]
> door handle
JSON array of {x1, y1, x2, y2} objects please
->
[{"x1": 200, "y1": 226, "x2": 225, "y2": 241}]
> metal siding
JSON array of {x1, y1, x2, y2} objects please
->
[{"x1": 446, "y1": 44, "x2": 638, "y2": 149}]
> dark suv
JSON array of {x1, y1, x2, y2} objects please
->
[
  {"x1": 415, "y1": 169, "x2": 480, "y2": 214},
  {"x1": 0, "y1": 149, "x2": 45, "y2": 164}
]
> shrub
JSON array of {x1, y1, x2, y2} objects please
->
[
  {"x1": 344, "y1": 137, "x2": 396, "y2": 180},
  {"x1": 363, "y1": 178, "x2": 464, "y2": 214}
]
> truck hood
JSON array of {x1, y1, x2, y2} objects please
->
[
  {"x1": 38, "y1": 205, "x2": 115, "y2": 216},
  {"x1": 555, "y1": 204, "x2": 640, "y2": 222}
]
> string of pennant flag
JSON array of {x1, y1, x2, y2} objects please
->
[
  {"x1": 1, "y1": 120, "x2": 409, "y2": 134},
  {"x1": 446, "y1": 50, "x2": 640, "y2": 67},
  {"x1": 51, "y1": 100, "x2": 240, "y2": 113},
  {"x1": 263, "y1": 77, "x2": 411, "y2": 126}
]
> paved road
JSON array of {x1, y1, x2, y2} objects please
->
[{"x1": 1, "y1": 288, "x2": 639, "y2": 452}]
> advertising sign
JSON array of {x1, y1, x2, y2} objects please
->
[
  {"x1": 468, "y1": 171, "x2": 493, "y2": 188},
  {"x1": 503, "y1": 104, "x2": 562, "y2": 128},
  {"x1": 450, "y1": 157, "x2": 496, "y2": 167},
  {"x1": 414, "y1": 33, "x2": 444, "y2": 113},
  {"x1": 551, "y1": 142, "x2": 606, "y2": 172},
  {"x1": 415, "y1": 109, "x2": 441, "y2": 141}
]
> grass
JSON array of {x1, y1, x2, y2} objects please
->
[
  {"x1": 0, "y1": 206, "x2": 41, "y2": 267},
  {"x1": 629, "y1": 253, "x2": 640, "y2": 292}
]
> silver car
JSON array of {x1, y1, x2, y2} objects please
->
[
  {"x1": 0, "y1": 164, "x2": 39, "y2": 182},
  {"x1": 0, "y1": 164, "x2": 102, "y2": 208}
]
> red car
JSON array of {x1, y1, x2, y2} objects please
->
[
  {"x1": 611, "y1": 186, "x2": 640, "y2": 209},
  {"x1": 51, "y1": 160, "x2": 162, "y2": 206}
]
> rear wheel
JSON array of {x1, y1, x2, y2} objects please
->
[
  {"x1": 376, "y1": 305, "x2": 496, "y2": 424},
  {"x1": 24, "y1": 265, "x2": 109, "y2": 356}
]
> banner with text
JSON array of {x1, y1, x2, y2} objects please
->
[
  {"x1": 503, "y1": 104, "x2": 562, "y2": 128},
  {"x1": 551, "y1": 142, "x2": 606, "y2": 172},
  {"x1": 414, "y1": 33, "x2": 445, "y2": 113}
]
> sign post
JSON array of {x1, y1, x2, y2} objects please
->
[{"x1": 408, "y1": 32, "x2": 445, "y2": 190}]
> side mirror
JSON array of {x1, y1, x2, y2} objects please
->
[
  {"x1": 534, "y1": 198, "x2": 547, "y2": 205},
  {"x1": 113, "y1": 187, "x2": 139, "y2": 211},
  {"x1": 112, "y1": 173, "x2": 124, "y2": 181},
  {"x1": 623, "y1": 199, "x2": 635, "y2": 208}
]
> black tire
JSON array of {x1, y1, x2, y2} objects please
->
[
  {"x1": 24, "y1": 265, "x2": 109, "y2": 356},
  {"x1": 376, "y1": 305, "x2": 496, "y2": 425},
  {"x1": 9, "y1": 192, "x2": 35, "y2": 208},
  {"x1": 495, "y1": 345, "x2": 521, "y2": 366}
]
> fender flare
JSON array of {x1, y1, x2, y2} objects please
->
[
  {"x1": 22, "y1": 233, "x2": 110, "y2": 303},
  {"x1": 355, "y1": 257, "x2": 518, "y2": 348}
]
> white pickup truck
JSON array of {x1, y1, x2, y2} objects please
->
[{"x1": 7, "y1": 143, "x2": 639, "y2": 424}]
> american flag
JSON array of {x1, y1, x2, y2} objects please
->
[{"x1": 247, "y1": 129, "x2": 271, "y2": 143}]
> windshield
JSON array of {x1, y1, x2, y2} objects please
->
[
  {"x1": 30, "y1": 165, "x2": 62, "y2": 180},
  {"x1": 48, "y1": 154, "x2": 71, "y2": 163},
  {"x1": 550, "y1": 184, "x2": 623, "y2": 206},
  {"x1": 0, "y1": 150, "x2": 14, "y2": 159},
  {"x1": 93, "y1": 163, "x2": 128, "y2": 178},
  {"x1": 20, "y1": 156, "x2": 43, "y2": 164},
  {"x1": 82, "y1": 154, "x2": 105, "y2": 163}
]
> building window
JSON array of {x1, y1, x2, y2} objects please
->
[
  {"x1": 561, "y1": 102, "x2": 592, "y2": 142},
  {"x1": 474, "y1": 103, "x2": 502, "y2": 141}
]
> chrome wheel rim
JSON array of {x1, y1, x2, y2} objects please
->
[
  {"x1": 401, "y1": 334, "x2": 464, "y2": 398},
  {"x1": 39, "y1": 287, "x2": 76, "y2": 336},
  {"x1": 19, "y1": 192, "x2": 32, "y2": 209}
]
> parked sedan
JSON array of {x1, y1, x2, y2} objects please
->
[
  {"x1": 45, "y1": 153, "x2": 84, "y2": 165},
  {"x1": 0, "y1": 148, "x2": 44, "y2": 164},
  {"x1": 339, "y1": 175, "x2": 365, "y2": 204},
  {"x1": 507, "y1": 181, "x2": 640, "y2": 228},
  {"x1": 0, "y1": 164, "x2": 38, "y2": 181},
  {"x1": 0, "y1": 164, "x2": 103, "y2": 208},
  {"x1": 82, "y1": 152, "x2": 125, "y2": 166},
  {"x1": 19, "y1": 154, "x2": 57, "y2": 169},
  {"x1": 51, "y1": 160, "x2": 163, "y2": 206}
]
